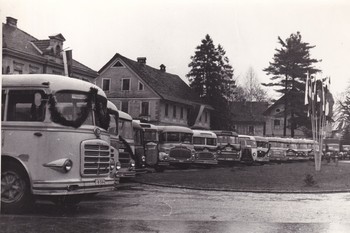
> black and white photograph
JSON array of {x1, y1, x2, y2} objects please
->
[{"x1": 1, "y1": 0, "x2": 350, "y2": 232}]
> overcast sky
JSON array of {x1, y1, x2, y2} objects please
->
[{"x1": 1, "y1": 0, "x2": 350, "y2": 100}]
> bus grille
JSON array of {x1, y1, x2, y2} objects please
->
[
  {"x1": 217, "y1": 151, "x2": 240, "y2": 160},
  {"x1": 197, "y1": 151, "x2": 215, "y2": 160},
  {"x1": 82, "y1": 141, "x2": 110, "y2": 176},
  {"x1": 119, "y1": 152, "x2": 131, "y2": 168},
  {"x1": 169, "y1": 147, "x2": 192, "y2": 159}
]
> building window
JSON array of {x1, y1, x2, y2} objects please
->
[
  {"x1": 173, "y1": 105, "x2": 177, "y2": 118},
  {"x1": 141, "y1": 102, "x2": 149, "y2": 116},
  {"x1": 52, "y1": 70, "x2": 62, "y2": 75},
  {"x1": 121, "y1": 101, "x2": 129, "y2": 113},
  {"x1": 102, "y1": 79, "x2": 110, "y2": 91},
  {"x1": 138, "y1": 82, "x2": 144, "y2": 91},
  {"x1": 122, "y1": 79, "x2": 130, "y2": 91},
  {"x1": 165, "y1": 103, "x2": 169, "y2": 117},
  {"x1": 113, "y1": 61, "x2": 124, "y2": 67},
  {"x1": 248, "y1": 125, "x2": 254, "y2": 135},
  {"x1": 180, "y1": 107, "x2": 184, "y2": 119},
  {"x1": 29, "y1": 65, "x2": 39, "y2": 74},
  {"x1": 205, "y1": 111, "x2": 208, "y2": 122},
  {"x1": 274, "y1": 119, "x2": 280, "y2": 126},
  {"x1": 13, "y1": 61, "x2": 24, "y2": 74}
]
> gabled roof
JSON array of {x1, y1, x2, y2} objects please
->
[
  {"x1": 2, "y1": 22, "x2": 97, "y2": 76},
  {"x1": 99, "y1": 53, "x2": 209, "y2": 107},
  {"x1": 230, "y1": 101, "x2": 268, "y2": 124}
]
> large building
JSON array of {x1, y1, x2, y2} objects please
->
[
  {"x1": 96, "y1": 53, "x2": 213, "y2": 129},
  {"x1": 2, "y1": 16, "x2": 98, "y2": 81}
]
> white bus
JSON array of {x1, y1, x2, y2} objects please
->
[
  {"x1": 1, "y1": 74, "x2": 116, "y2": 213},
  {"x1": 254, "y1": 136, "x2": 270, "y2": 163},
  {"x1": 238, "y1": 135, "x2": 258, "y2": 163},
  {"x1": 192, "y1": 130, "x2": 218, "y2": 167},
  {"x1": 157, "y1": 125, "x2": 195, "y2": 168}
]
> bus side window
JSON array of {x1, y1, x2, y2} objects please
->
[
  {"x1": 7, "y1": 90, "x2": 45, "y2": 122},
  {"x1": 2, "y1": 90, "x2": 6, "y2": 121}
]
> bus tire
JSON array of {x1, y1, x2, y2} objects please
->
[{"x1": 1, "y1": 161, "x2": 34, "y2": 214}]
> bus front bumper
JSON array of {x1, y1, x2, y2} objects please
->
[{"x1": 32, "y1": 177, "x2": 115, "y2": 195}]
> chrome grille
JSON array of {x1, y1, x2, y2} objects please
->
[
  {"x1": 197, "y1": 152, "x2": 215, "y2": 160},
  {"x1": 169, "y1": 147, "x2": 191, "y2": 159},
  {"x1": 217, "y1": 151, "x2": 240, "y2": 160},
  {"x1": 82, "y1": 141, "x2": 110, "y2": 176}
]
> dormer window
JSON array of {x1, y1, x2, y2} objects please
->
[{"x1": 56, "y1": 45, "x2": 61, "y2": 55}]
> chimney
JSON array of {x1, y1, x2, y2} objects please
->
[
  {"x1": 160, "y1": 64, "x2": 166, "y2": 72},
  {"x1": 6, "y1": 17, "x2": 17, "y2": 27},
  {"x1": 137, "y1": 57, "x2": 146, "y2": 64}
]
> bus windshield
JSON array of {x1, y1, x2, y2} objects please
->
[
  {"x1": 160, "y1": 132, "x2": 192, "y2": 144},
  {"x1": 217, "y1": 136, "x2": 238, "y2": 144},
  {"x1": 144, "y1": 129, "x2": 158, "y2": 142},
  {"x1": 119, "y1": 119, "x2": 133, "y2": 140},
  {"x1": 257, "y1": 141, "x2": 269, "y2": 148}
]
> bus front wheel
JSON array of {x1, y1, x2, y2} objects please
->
[{"x1": 1, "y1": 162, "x2": 33, "y2": 214}]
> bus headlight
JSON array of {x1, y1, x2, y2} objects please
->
[
  {"x1": 130, "y1": 159, "x2": 135, "y2": 168},
  {"x1": 142, "y1": 156, "x2": 146, "y2": 162},
  {"x1": 63, "y1": 159, "x2": 73, "y2": 172},
  {"x1": 159, "y1": 152, "x2": 168, "y2": 161},
  {"x1": 109, "y1": 158, "x2": 115, "y2": 171},
  {"x1": 116, "y1": 161, "x2": 121, "y2": 170}
]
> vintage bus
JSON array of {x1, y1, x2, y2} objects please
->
[
  {"x1": 295, "y1": 138, "x2": 314, "y2": 161},
  {"x1": 212, "y1": 131, "x2": 241, "y2": 162},
  {"x1": 110, "y1": 107, "x2": 135, "y2": 179},
  {"x1": 157, "y1": 125, "x2": 195, "y2": 168},
  {"x1": 138, "y1": 122, "x2": 168, "y2": 172},
  {"x1": 285, "y1": 138, "x2": 299, "y2": 161},
  {"x1": 254, "y1": 136, "x2": 270, "y2": 163},
  {"x1": 323, "y1": 138, "x2": 341, "y2": 161},
  {"x1": 192, "y1": 130, "x2": 218, "y2": 167},
  {"x1": 1, "y1": 74, "x2": 116, "y2": 213},
  {"x1": 132, "y1": 120, "x2": 147, "y2": 173},
  {"x1": 238, "y1": 135, "x2": 258, "y2": 163},
  {"x1": 267, "y1": 137, "x2": 288, "y2": 162}
]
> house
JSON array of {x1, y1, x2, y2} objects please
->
[
  {"x1": 2, "y1": 16, "x2": 98, "y2": 82},
  {"x1": 229, "y1": 101, "x2": 268, "y2": 136},
  {"x1": 96, "y1": 53, "x2": 212, "y2": 129},
  {"x1": 263, "y1": 96, "x2": 306, "y2": 137}
]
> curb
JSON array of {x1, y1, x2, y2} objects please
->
[{"x1": 134, "y1": 180, "x2": 350, "y2": 194}]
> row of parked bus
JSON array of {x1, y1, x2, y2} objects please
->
[
  {"x1": 109, "y1": 106, "x2": 321, "y2": 177},
  {"x1": 0, "y1": 74, "x2": 323, "y2": 213}
]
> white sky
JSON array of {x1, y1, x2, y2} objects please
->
[{"x1": 1, "y1": 0, "x2": 350, "y2": 100}]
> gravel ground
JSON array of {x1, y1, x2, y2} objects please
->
[{"x1": 132, "y1": 160, "x2": 350, "y2": 192}]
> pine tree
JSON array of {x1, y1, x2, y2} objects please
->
[
  {"x1": 263, "y1": 32, "x2": 320, "y2": 137},
  {"x1": 187, "y1": 34, "x2": 235, "y2": 129}
]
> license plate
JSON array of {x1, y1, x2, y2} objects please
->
[{"x1": 95, "y1": 178, "x2": 106, "y2": 185}]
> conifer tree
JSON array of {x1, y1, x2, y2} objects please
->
[
  {"x1": 187, "y1": 34, "x2": 235, "y2": 129},
  {"x1": 263, "y1": 32, "x2": 320, "y2": 137}
]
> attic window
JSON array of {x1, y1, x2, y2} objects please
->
[
  {"x1": 276, "y1": 108, "x2": 281, "y2": 113},
  {"x1": 113, "y1": 61, "x2": 124, "y2": 67},
  {"x1": 138, "y1": 82, "x2": 144, "y2": 91}
]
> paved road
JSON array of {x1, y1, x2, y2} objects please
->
[{"x1": 2, "y1": 183, "x2": 350, "y2": 232}]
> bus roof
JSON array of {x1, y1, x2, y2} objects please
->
[
  {"x1": 118, "y1": 110, "x2": 132, "y2": 121},
  {"x1": 2, "y1": 74, "x2": 106, "y2": 98},
  {"x1": 107, "y1": 101, "x2": 118, "y2": 112},
  {"x1": 254, "y1": 136, "x2": 268, "y2": 142},
  {"x1": 132, "y1": 120, "x2": 143, "y2": 129},
  {"x1": 211, "y1": 130, "x2": 238, "y2": 137},
  {"x1": 157, "y1": 125, "x2": 193, "y2": 134},
  {"x1": 192, "y1": 130, "x2": 217, "y2": 138},
  {"x1": 266, "y1": 137, "x2": 289, "y2": 143},
  {"x1": 238, "y1": 135, "x2": 256, "y2": 140},
  {"x1": 138, "y1": 122, "x2": 158, "y2": 130}
]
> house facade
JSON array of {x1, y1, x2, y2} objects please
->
[
  {"x1": 2, "y1": 16, "x2": 98, "y2": 81},
  {"x1": 96, "y1": 53, "x2": 212, "y2": 129},
  {"x1": 263, "y1": 96, "x2": 306, "y2": 137},
  {"x1": 229, "y1": 102, "x2": 268, "y2": 136}
]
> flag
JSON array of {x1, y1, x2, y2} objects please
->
[{"x1": 305, "y1": 71, "x2": 309, "y2": 105}]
